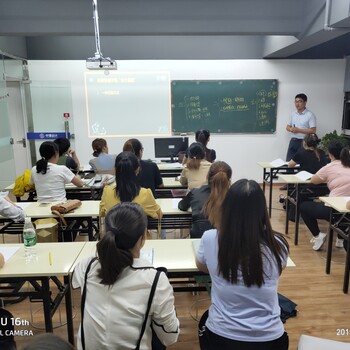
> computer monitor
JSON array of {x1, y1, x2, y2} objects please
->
[{"x1": 154, "y1": 137, "x2": 189, "y2": 162}]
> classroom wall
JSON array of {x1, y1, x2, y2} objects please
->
[{"x1": 27, "y1": 59, "x2": 346, "y2": 183}]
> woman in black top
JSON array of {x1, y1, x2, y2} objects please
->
[
  {"x1": 178, "y1": 161, "x2": 231, "y2": 238},
  {"x1": 123, "y1": 138, "x2": 164, "y2": 196},
  {"x1": 288, "y1": 133, "x2": 329, "y2": 173},
  {"x1": 182, "y1": 129, "x2": 216, "y2": 164}
]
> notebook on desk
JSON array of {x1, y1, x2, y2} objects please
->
[{"x1": 270, "y1": 158, "x2": 288, "y2": 167}]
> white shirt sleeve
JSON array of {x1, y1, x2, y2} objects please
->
[
  {"x1": 151, "y1": 272, "x2": 180, "y2": 346},
  {"x1": 0, "y1": 197, "x2": 25, "y2": 222}
]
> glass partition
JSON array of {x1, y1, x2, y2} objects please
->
[{"x1": 0, "y1": 54, "x2": 16, "y2": 189}]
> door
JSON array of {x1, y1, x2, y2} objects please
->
[
  {"x1": 0, "y1": 56, "x2": 16, "y2": 189},
  {"x1": 6, "y1": 81, "x2": 30, "y2": 177}
]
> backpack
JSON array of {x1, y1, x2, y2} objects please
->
[{"x1": 13, "y1": 169, "x2": 35, "y2": 197}]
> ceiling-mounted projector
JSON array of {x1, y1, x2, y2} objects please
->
[
  {"x1": 87, "y1": 0, "x2": 117, "y2": 70},
  {"x1": 86, "y1": 56, "x2": 117, "y2": 70}
]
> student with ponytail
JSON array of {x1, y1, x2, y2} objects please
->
[
  {"x1": 30, "y1": 141, "x2": 83, "y2": 202},
  {"x1": 99, "y1": 152, "x2": 161, "y2": 220},
  {"x1": 89, "y1": 138, "x2": 115, "y2": 174},
  {"x1": 288, "y1": 133, "x2": 329, "y2": 173},
  {"x1": 180, "y1": 142, "x2": 212, "y2": 191},
  {"x1": 178, "y1": 161, "x2": 232, "y2": 238},
  {"x1": 300, "y1": 140, "x2": 350, "y2": 251},
  {"x1": 72, "y1": 203, "x2": 179, "y2": 350}
]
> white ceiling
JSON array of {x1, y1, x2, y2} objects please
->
[{"x1": 1, "y1": 0, "x2": 350, "y2": 60}]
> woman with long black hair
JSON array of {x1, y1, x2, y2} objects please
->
[
  {"x1": 196, "y1": 179, "x2": 289, "y2": 350},
  {"x1": 99, "y1": 151, "x2": 161, "y2": 220}
]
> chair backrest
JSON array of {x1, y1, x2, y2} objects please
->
[{"x1": 298, "y1": 335, "x2": 350, "y2": 350}]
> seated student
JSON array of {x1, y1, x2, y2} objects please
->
[
  {"x1": 288, "y1": 133, "x2": 329, "y2": 173},
  {"x1": 285, "y1": 133, "x2": 330, "y2": 220},
  {"x1": 0, "y1": 195, "x2": 25, "y2": 222},
  {"x1": 178, "y1": 161, "x2": 231, "y2": 238},
  {"x1": 89, "y1": 138, "x2": 115, "y2": 174},
  {"x1": 196, "y1": 179, "x2": 289, "y2": 350},
  {"x1": 54, "y1": 137, "x2": 80, "y2": 171},
  {"x1": 182, "y1": 129, "x2": 216, "y2": 164},
  {"x1": 73, "y1": 203, "x2": 179, "y2": 350},
  {"x1": 99, "y1": 152, "x2": 162, "y2": 221},
  {"x1": 300, "y1": 141, "x2": 350, "y2": 251},
  {"x1": 123, "y1": 138, "x2": 164, "y2": 196},
  {"x1": 30, "y1": 141, "x2": 84, "y2": 202},
  {"x1": 180, "y1": 142, "x2": 211, "y2": 191}
]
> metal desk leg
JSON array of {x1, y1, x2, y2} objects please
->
[
  {"x1": 326, "y1": 209, "x2": 334, "y2": 274},
  {"x1": 64, "y1": 275, "x2": 75, "y2": 345},
  {"x1": 294, "y1": 184, "x2": 299, "y2": 246},
  {"x1": 262, "y1": 168, "x2": 266, "y2": 193},
  {"x1": 87, "y1": 217, "x2": 93, "y2": 241},
  {"x1": 41, "y1": 277, "x2": 53, "y2": 333},
  {"x1": 284, "y1": 184, "x2": 289, "y2": 235},
  {"x1": 268, "y1": 169, "x2": 273, "y2": 218},
  {"x1": 344, "y1": 239, "x2": 350, "y2": 293}
]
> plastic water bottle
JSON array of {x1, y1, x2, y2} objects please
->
[{"x1": 23, "y1": 217, "x2": 37, "y2": 259}]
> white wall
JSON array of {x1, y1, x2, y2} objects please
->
[{"x1": 27, "y1": 59, "x2": 346, "y2": 183}]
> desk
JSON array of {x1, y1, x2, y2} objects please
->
[
  {"x1": 0, "y1": 242, "x2": 86, "y2": 345},
  {"x1": 71, "y1": 239, "x2": 202, "y2": 292},
  {"x1": 257, "y1": 162, "x2": 298, "y2": 217},
  {"x1": 278, "y1": 174, "x2": 311, "y2": 245},
  {"x1": 157, "y1": 162, "x2": 183, "y2": 178},
  {"x1": 150, "y1": 198, "x2": 192, "y2": 230},
  {"x1": 24, "y1": 201, "x2": 100, "y2": 241},
  {"x1": 72, "y1": 239, "x2": 295, "y2": 293},
  {"x1": 155, "y1": 177, "x2": 186, "y2": 199},
  {"x1": 319, "y1": 197, "x2": 350, "y2": 293}
]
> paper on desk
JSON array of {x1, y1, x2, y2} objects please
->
[
  {"x1": 140, "y1": 248, "x2": 154, "y2": 265},
  {"x1": 16, "y1": 202, "x2": 31, "y2": 210},
  {"x1": 165, "y1": 163, "x2": 183, "y2": 168},
  {"x1": 270, "y1": 158, "x2": 288, "y2": 167},
  {"x1": 295, "y1": 170, "x2": 313, "y2": 181},
  {"x1": 0, "y1": 246, "x2": 20, "y2": 262}
]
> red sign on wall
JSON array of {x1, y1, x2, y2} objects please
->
[{"x1": 63, "y1": 113, "x2": 70, "y2": 119}]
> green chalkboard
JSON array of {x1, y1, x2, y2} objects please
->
[{"x1": 171, "y1": 80, "x2": 278, "y2": 134}]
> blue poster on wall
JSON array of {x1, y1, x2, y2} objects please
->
[{"x1": 27, "y1": 132, "x2": 71, "y2": 140}]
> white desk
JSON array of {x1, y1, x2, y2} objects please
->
[
  {"x1": 71, "y1": 239, "x2": 198, "y2": 274},
  {"x1": 319, "y1": 197, "x2": 350, "y2": 293},
  {"x1": 152, "y1": 198, "x2": 192, "y2": 230},
  {"x1": 0, "y1": 242, "x2": 86, "y2": 345},
  {"x1": 257, "y1": 162, "x2": 298, "y2": 218},
  {"x1": 24, "y1": 201, "x2": 100, "y2": 241},
  {"x1": 23, "y1": 200, "x2": 99, "y2": 219},
  {"x1": 72, "y1": 239, "x2": 295, "y2": 291},
  {"x1": 278, "y1": 174, "x2": 311, "y2": 245}
]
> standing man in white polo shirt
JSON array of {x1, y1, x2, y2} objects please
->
[
  {"x1": 280, "y1": 93, "x2": 317, "y2": 190},
  {"x1": 285, "y1": 93, "x2": 317, "y2": 161}
]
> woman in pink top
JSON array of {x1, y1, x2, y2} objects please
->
[{"x1": 300, "y1": 140, "x2": 350, "y2": 251}]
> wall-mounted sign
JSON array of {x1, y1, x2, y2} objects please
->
[{"x1": 27, "y1": 132, "x2": 71, "y2": 140}]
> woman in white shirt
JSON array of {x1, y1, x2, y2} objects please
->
[
  {"x1": 0, "y1": 196, "x2": 24, "y2": 222},
  {"x1": 30, "y1": 141, "x2": 83, "y2": 202},
  {"x1": 196, "y1": 179, "x2": 289, "y2": 350},
  {"x1": 72, "y1": 202, "x2": 179, "y2": 350}
]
